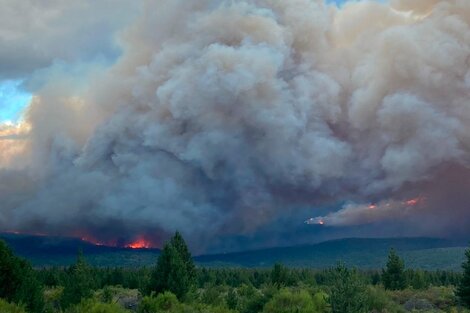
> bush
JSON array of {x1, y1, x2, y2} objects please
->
[
  {"x1": 262, "y1": 288, "x2": 325, "y2": 313},
  {"x1": 138, "y1": 292, "x2": 181, "y2": 313},
  {"x1": 364, "y1": 286, "x2": 405, "y2": 313},
  {"x1": 0, "y1": 299, "x2": 26, "y2": 313},
  {"x1": 93, "y1": 286, "x2": 140, "y2": 310},
  {"x1": 66, "y1": 299, "x2": 131, "y2": 313},
  {"x1": 44, "y1": 287, "x2": 64, "y2": 313}
]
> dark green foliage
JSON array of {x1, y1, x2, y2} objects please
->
[
  {"x1": 0, "y1": 240, "x2": 44, "y2": 313},
  {"x1": 382, "y1": 249, "x2": 406, "y2": 290},
  {"x1": 457, "y1": 248, "x2": 470, "y2": 308},
  {"x1": 329, "y1": 263, "x2": 367, "y2": 313},
  {"x1": 270, "y1": 263, "x2": 289, "y2": 287},
  {"x1": 148, "y1": 232, "x2": 196, "y2": 299},
  {"x1": 60, "y1": 250, "x2": 96, "y2": 309},
  {"x1": 406, "y1": 269, "x2": 430, "y2": 290},
  {"x1": 226, "y1": 288, "x2": 239, "y2": 310}
]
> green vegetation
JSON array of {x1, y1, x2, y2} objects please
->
[
  {"x1": 0, "y1": 240, "x2": 44, "y2": 312},
  {"x1": 458, "y1": 247, "x2": 470, "y2": 308},
  {"x1": 0, "y1": 299, "x2": 27, "y2": 313},
  {"x1": 1, "y1": 237, "x2": 470, "y2": 312},
  {"x1": 382, "y1": 249, "x2": 407, "y2": 290},
  {"x1": 263, "y1": 289, "x2": 327, "y2": 313},
  {"x1": 329, "y1": 264, "x2": 367, "y2": 313},
  {"x1": 148, "y1": 232, "x2": 196, "y2": 299}
]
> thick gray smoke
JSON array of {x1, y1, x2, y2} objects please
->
[{"x1": 1, "y1": 0, "x2": 470, "y2": 251}]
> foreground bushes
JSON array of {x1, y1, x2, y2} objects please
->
[
  {"x1": 65, "y1": 299, "x2": 130, "y2": 313},
  {"x1": 0, "y1": 299, "x2": 27, "y2": 313},
  {"x1": 139, "y1": 291, "x2": 235, "y2": 313},
  {"x1": 263, "y1": 289, "x2": 327, "y2": 313}
]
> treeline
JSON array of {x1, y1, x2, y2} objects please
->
[
  {"x1": 0, "y1": 233, "x2": 470, "y2": 313},
  {"x1": 35, "y1": 262, "x2": 462, "y2": 293}
]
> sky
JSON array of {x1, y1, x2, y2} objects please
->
[
  {"x1": 0, "y1": 80, "x2": 31, "y2": 122},
  {"x1": 1, "y1": 0, "x2": 470, "y2": 253}
]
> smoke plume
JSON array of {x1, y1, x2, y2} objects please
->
[{"x1": 1, "y1": 0, "x2": 470, "y2": 251}]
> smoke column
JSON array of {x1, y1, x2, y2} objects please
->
[{"x1": 1, "y1": 0, "x2": 470, "y2": 251}]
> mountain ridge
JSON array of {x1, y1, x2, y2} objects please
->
[{"x1": 0, "y1": 233, "x2": 467, "y2": 270}]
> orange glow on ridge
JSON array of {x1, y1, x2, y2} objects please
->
[{"x1": 126, "y1": 238, "x2": 152, "y2": 249}]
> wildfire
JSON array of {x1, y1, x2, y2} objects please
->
[
  {"x1": 125, "y1": 238, "x2": 152, "y2": 249},
  {"x1": 368, "y1": 204, "x2": 377, "y2": 210},
  {"x1": 405, "y1": 198, "x2": 421, "y2": 206},
  {"x1": 2, "y1": 229, "x2": 157, "y2": 249}
]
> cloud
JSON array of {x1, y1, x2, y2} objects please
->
[{"x1": 1, "y1": 0, "x2": 470, "y2": 251}]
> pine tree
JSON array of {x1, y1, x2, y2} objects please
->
[
  {"x1": 457, "y1": 248, "x2": 470, "y2": 307},
  {"x1": 170, "y1": 232, "x2": 196, "y2": 285},
  {"x1": 382, "y1": 249, "x2": 406, "y2": 290},
  {"x1": 61, "y1": 249, "x2": 96, "y2": 308},
  {"x1": 329, "y1": 263, "x2": 367, "y2": 313},
  {"x1": 0, "y1": 240, "x2": 44, "y2": 313},
  {"x1": 148, "y1": 232, "x2": 196, "y2": 299}
]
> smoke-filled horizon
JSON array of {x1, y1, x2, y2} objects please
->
[{"x1": 1, "y1": 0, "x2": 470, "y2": 252}]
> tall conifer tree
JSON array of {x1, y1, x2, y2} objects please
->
[
  {"x1": 382, "y1": 249, "x2": 406, "y2": 290},
  {"x1": 149, "y1": 232, "x2": 196, "y2": 299},
  {"x1": 457, "y1": 248, "x2": 470, "y2": 307}
]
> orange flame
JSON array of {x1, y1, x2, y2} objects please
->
[{"x1": 126, "y1": 238, "x2": 152, "y2": 249}]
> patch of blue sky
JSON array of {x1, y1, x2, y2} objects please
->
[
  {"x1": 327, "y1": 0, "x2": 348, "y2": 5},
  {"x1": 327, "y1": 0, "x2": 386, "y2": 6},
  {"x1": 0, "y1": 80, "x2": 32, "y2": 123}
]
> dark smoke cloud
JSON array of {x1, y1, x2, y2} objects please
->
[{"x1": 1, "y1": 0, "x2": 470, "y2": 252}]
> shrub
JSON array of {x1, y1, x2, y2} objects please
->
[
  {"x1": 262, "y1": 288, "x2": 324, "y2": 313},
  {"x1": 0, "y1": 299, "x2": 26, "y2": 313},
  {"x1": 364, "y1": 286, "x2": 405, "y2": 313},
  {"x1": 138, "y1": 292, "x2": 180, "y2": 313},
  {"x1": 66, "y1": 299, "x2": 130, "y2": 313}
]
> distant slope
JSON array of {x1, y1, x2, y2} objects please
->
[
  {"x1": 0, "y1": 233, "x2": 160, "y2": 267},
  {"x1": 0, "y1": 234, "x2": 467, "y2": 270},
  {"x1": 194, "y1": 237, "x2": 468, "y2": 270}
]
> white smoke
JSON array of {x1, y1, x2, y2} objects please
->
[
  {"x1": 1, "y1": 0, "x2": 470, "y2": 250},
  {"x1": 306, "y1": 197, "x2": 425, "y2": 227}
]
